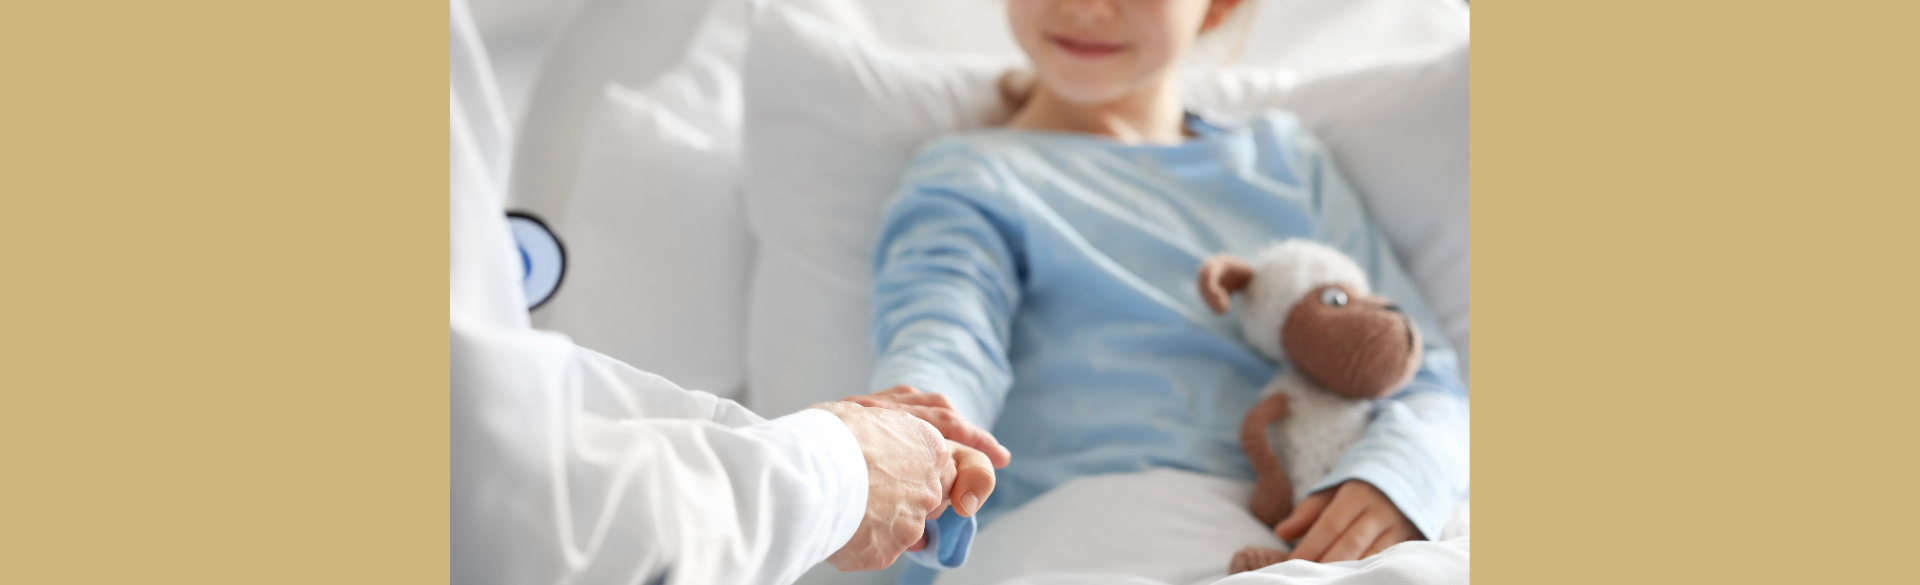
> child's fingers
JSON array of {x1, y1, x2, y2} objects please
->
[
  {"x1": 946, "y1": 441, "x2": 997, "y2": 517},
  {"x1": 876, "y1": 385, "x2": 918, "y2": 397},
  {"x1": 927, "y1": 409, "x2": 1011, "y2": 469},
  {"x1": 1275, "y1": 490, "x2": 1333, "y2": 541},
  {"x1": 1317, "y1": 511, "x2": 1388, "y2": 563},
  {"x1": 1286, "y1": 488, "x2": 1366, "y2": 562},
  {"x1": 886, "y1": 391, "x2": 955, "y2": 411}
]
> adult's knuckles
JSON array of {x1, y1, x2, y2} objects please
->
[{"x1": 916, "y1": 485, "x2": 944, "y2": 511}]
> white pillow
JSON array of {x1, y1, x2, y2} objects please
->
[
  {"x1": 742, "y1": 5, "x2": 1471, "y2": 417},
  {"x1": 1268, "y1": 48, "x2": 1471, "y2": 382},
  {"x1": 741, "y1": 5, "x2": 1018, "y2": 416},
  {"x1": 520, "y1": 0, "x2": 756, "y2": 397}
]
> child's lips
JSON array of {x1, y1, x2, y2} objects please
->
[{"x1": 1047, "y1": 34, "x2": 1127, "y2": 58}]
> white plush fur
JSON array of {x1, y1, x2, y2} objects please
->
[
  {"x1": 1265, "y1": 371, "x2": 1374, "y2": 505},
  {"x1": 1239, "y1": 240, "x2": 1377, "y2": 509},
  {"x1": 1239, "y1": 239, "x2": 1371, "y2": 360}
]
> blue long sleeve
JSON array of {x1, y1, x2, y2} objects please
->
[
  {"x1": 869, "y1": 161, "x2": 1026, "y2": 429},
  {"x1": 1299, "y1": 133, "x2": 1471, "y2": 540},
  {"x1": 1308, "y1": 356, "x2": 1469, "y2": 539}
]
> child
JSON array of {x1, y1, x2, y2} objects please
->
[{"x1": 867, "y1": 0, "x2": 1469, "y2": 578}]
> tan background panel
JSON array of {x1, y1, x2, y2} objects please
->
[
  {"x1": 0, "y1": 1, "x2": 444, "y2": 584},
  {"x1": 1474, "y1": 0, "x2": 1918, "y2": 583}
]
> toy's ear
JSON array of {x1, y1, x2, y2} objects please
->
[{"x1": 1198, "y1": 254, "x2": 1255, "y2": 314}]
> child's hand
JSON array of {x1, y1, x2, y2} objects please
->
[
  {"x1": 1274, "y1": 480, "x2": 1420, "y2": 563},
  {"x1": 938, "y1": 439, "x2": 997, "y2": 518}
]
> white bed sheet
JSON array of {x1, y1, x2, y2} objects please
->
[
  {"x1": 997, "y1": 537, "x2": 1469, "y2": 585},
  {"x1": 927, "y1": 469, "x2": 1468, "y2": 585}
]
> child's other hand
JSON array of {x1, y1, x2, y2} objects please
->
[{"x1": 1274, "y1": 480, "x2": 1420, "y2": 563}]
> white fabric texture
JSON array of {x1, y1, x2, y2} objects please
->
[
  {"x1": 505, "y1": 0, "x2": 928, "y2": 399},
  {"x1": 453, "y1": 4, "x2": 869, "y2": 583},
  {"x1": 506, "y1": 0, "x2": 752, "y2": 397},
  {"x1": 741, "y1": 3, "x2": 1472, "y2": 420},
  {"x1": 989, "y1": 538, "x2": 1470, "y2": 585},
  {"x1": 932, "y1": 469, "x2": 1287, "y2": 585},
  {"x1": 1264, "y1": 373, "x2": 1375, "y2": 505},
  {"x1": 1281, "y1": 48, "x2": 1471, "y2": 382},
  {"x1": 742, "y1": 4, "x2": 1019, "y2": 418},
  {"x1": 928, "y1": 468, "x2": 1468, "y2": 585},
  {"x1": 526, "y1": 0, "x2": 756, "y2": 396}
]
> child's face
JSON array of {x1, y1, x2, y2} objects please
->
[{"x1": 1008, "y1": 0, "x2": 1232, "y2": 106}]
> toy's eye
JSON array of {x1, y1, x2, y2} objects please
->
[{"x1": 1321, "y1": 288, "x2": 1349, "y2": 307}]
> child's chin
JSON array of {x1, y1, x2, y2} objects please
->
[{"x1": 1044, "y1": 78, "x2": 1134, "y2": 107}]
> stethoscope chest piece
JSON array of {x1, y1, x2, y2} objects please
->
[{"x1": 506, "y1": 212, "x2": 566, "y2": 310}]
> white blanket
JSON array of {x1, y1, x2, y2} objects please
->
[
  {"x1": 995, "y1": 538, "x2": 1469, "y2": 585},
  {"x1": 935, "y1": 469, "x2": 1468, "y2": 585}
]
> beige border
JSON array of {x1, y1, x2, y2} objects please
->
[
  {"x1": 1474, "y1": 1, "x2": 1918, "y2": 582},
  {"x1": 2, "y1": 2, "x2": 445, "y2": 583}
]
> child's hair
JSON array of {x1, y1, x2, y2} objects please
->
[{"x1": 998, "y1": 0, "x2": 1261, "y2": 114}]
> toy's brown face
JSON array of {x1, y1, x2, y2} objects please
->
[{"x1": 1281, "y1": 284, "x2": 1423, "y2": 400}]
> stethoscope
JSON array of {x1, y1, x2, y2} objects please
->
[{"x1": 505, "y1": 211, "x2": 565, "y2": 310}]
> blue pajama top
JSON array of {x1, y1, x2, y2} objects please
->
[{"x1": 871, "y1": 112, "x2": 1470, "y2": 575}]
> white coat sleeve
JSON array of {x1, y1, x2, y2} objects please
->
[
  {"x1": 450, "y1": 35, "x2": 867, "y2": 582},
  {"x1": 450, "y1": 319, "x2": 868, "y2": 585}
]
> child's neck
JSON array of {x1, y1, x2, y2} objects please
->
[{"x1": 1008, "y1": 77, "x2": 1190, "y2": 145}]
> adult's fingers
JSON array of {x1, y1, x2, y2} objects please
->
[
  {"x1": 1316, "y1": 510, "x2": 1389, "y2": 563},
  {"x1": 848, "y1": 386, "x2": 955, "y2": 415},
  {"x1": 946, "y1": 441, "x2": 997, "y2": 517},
  {"x1": 1285, "y1": 487, "x2": 1366, "y2": 562},
  {"x1": 1275, "y1": 489, "x2": 1333, "y2": 541},
  {"x1": 877, "y1": 389, "x2": 955, "y2": 410},
  {"x1": 817, "y1": 403, "x2": 950, "y2": 572},
  {"x1": 846, "y1": 399, "x2": 1012, "y2": 469}
]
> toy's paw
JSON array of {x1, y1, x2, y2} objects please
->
[{"x1": 1230, "y1": 546, "x2": 1290, "y2": 574}]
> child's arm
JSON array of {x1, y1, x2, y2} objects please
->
[
  {"x1": 867, "y1": 146, "x2": 1028, "y2": 433},
  {"x1": 1281, "y1": 116, "x2": 1472, "y2": 559}
]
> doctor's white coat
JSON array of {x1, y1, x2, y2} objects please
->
[{"x1": 451, "y1": 3, "x2": 868, "y2": 583}]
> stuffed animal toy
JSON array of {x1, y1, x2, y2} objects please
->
[{"x1": 1195, "y1": 239, "x2": 1424, "y2": 574}]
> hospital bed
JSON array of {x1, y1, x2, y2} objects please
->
[{"x1": 461, "y1": 0, "x2": 1470, "y2": 583}]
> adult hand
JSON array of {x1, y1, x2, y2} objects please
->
[
  {"x1": 807, "y1": 402, "x2": 995, "y2": 572},
  {"x1": 842, "y1": 385, "x2": 1012, "y2": 469},
  {"x1": 1274, "y1": 480, "x2": 1421, "y2": 563}
]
